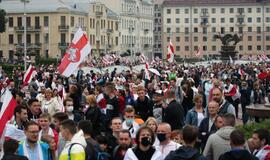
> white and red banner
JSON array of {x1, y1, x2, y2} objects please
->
[
  {"x1": 23, "y1": 64, "x2": 35, "y2": 85},
  {"x1": 195, "y1": 45, "x2": 202, "y2": 57},
  {"x1": 58, "y1": 28, "x2": 92, "y2": 77},
  {"x1": 260, "y1": 52, "x2": 269, "y2": 61},
  {"x1": 167, "y1": 40, "x2": 174, "y2": 63},
  {"x1": 0, "y1": 89, "x2": 17, "y2": 138},
  {"x1": 145, "y1": 62, "x2": 150, "y2": 80}
]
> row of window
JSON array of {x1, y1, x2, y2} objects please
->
[
  {"x1": 166, "y1": 17, "x2": 270, "y2": 24},
  {"x1": 166, "y1": 7, "x2": 270, "y2": 14},
  {"x1": 169, "y1": 45, "x2": 270, "y2": 52},
  {"x1": 166, "y1": 26, "x2": 270, "y2": 33}
]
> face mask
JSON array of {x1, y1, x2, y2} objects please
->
[
  {"x1": 157, "y1": 133, "x2": 167, "y2": 142},
  {"x1": 126, "y1": 119, "x2": 134, "y2": 126},
  {"x1": 141, "y1": 137, "x2": 151, "y2": 147},
  {"x1": 66, "y1": 106, "x2": 74, "y2": 113}
]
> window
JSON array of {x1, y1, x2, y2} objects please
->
[
  {"x1": 44, "y1": 16, "x2": 49, "y2": 27},
  {"x1": 248, "y1": 17, "x2": 252, "y2": 23},
  {"x1": 185, "y1": 18, "x2": 189, "y2": 23},
  {"x1": 35, "y1": 16, "x2": 40, "y2": 27},
  {"x1": 237, "y1": 18, "x2": 244, "y2": 23},
  {"x1": 239, "y1": 45, "x2": 243, "y2": 51},
  {"x1": 257, "y1": 17, "x2": 261, "y2": 23},
  {"x1": 176, "y1": 18, "x2": 180, "y2": 23},
  {"x1": 167, "y1": 37, "x2": 170, "y2": 42},
  {"x1": 8, "y1": 17, "x2": 13, "y2": 27},
  {"x1": 230, "y1": 8, "x2": 234, "y2": 13},
  {"x1": 203, "y1": 36, "x2": 207, "y2": 41},
  {"x1": 248, "y1": 45, "x2": 252, "y2": 50},
  {"x1": 230, "y1": 18, "x2": 234, "y2": 23},
  {"x1": 267, "y1": 45, "x2": 270, "y2": 50},
  {"x1": 194, "y1": 18, "x2": 198, "y2": 23},
  {"x1": 257, "y1": 27, "x2": 261, "y2": 33},
  {"x1": 267, "y1": 8, "x2": 270, "y2": 13},
  {"x1": 60, "y1": 16, "x2": 66, "y2": 25},
  {"x1": 267, "y1": 27, "x2": 270, "y2": 32},
  {"x1": 212, "y1": 27, "x2": 216, "y2": 33},
  {"x1": 17, "y1": 34, "x2": 22, "y2": 43},
  {"x1": 248, "y1": 27, "x2": 252, "y2": 32},
  {"x1": 176, "y1": 27, "x2": 180, "y2": 33},
  {"x1": 203, "y1": 27, "x2": 207, "y2": 34},
  {"x1": 203, "y1": 46, "x2": 207, "y2": 51},
  {"x1": 221, "y1": 8, "x2": 225, "y2": 13},
  {"x1": 185, "y1": 27, "x2": 189, "y2": 34},
  {"x1": 257, "y1": 46, "x2": 262, "y2": 51},
  {"x1": 237, "y1": 8, "x2": 244, "y2": 14},
  {"x1": 167, "y1": 9, "x2": 171, "y2": 14},
  {"x1": 248, "y1": 8, "x2": 252, "y2": 13},
  {"x1": 185, "y1": 46, "x2": 189, "y2": 51},
  {"x1": 26, "y1": 34, "x2": 31, "y2": 43},
  {"x1": 185, "y1": 36, "x2": 189, "y2": 42},
  {"x1": 212, "y1": 46, "x2": 216, "y2": 51},
  {"x1": 167, "y1": 18, "x2": 171, "y2": 23},
  {"x1": 230, "y1": 27, "x2": 234, "y2": 32},
  {"x1": 176, "y1": 46, "x2": 180, "y2": 51},
  {"x1": 194, "y1": 37, "x2": 198, "y2": 42},
  {"x1": 17, "y1": 17, "x2": 22, "y2": 27},
  {"x1": 221, "y1": 18, "x2": 225, "y2": 23},
  {"x1": 185, "y1": 9, "x2": 189, "y2": 14},
  {"x1": 194, "y1": 8, "x2": 198, "y2": 14},
  {"x1": 71, "y1": 16, "x2": 74, "y2": 27},
  {"x1": 257, "y1": 8, "x2": 261, "y2": 13},
  {"x1": 35, "y1": 34, "x2": 40, "y2": 43},
  {"x1": 239, "y1": 27, "x2": 243, "y2": 33},
  {"x1": 166, "y1": 27, "x2": 171, "y2": 33},
  {"x1": 257, "y1": 36, "x2": 261, "y2": 41},
  {"x1": 176, "y1": 9, "x2": 180, "y2": 14},
  {"x1": 60, "y1": 33, "x2": 66, "y2": 43},
  {"x1": 266, "y1": 17, "x2": 270, "y2": 23},
  {"x1": 71, "y1": 34, "x2": 74, "y2": 41},
  {"x1": 194, "y1": 27, "x2": 198, "y2": 32},
  {"x1": 248, "y1": 36, "x2": 252, "y2": 41},
  {"x1": 44, "y1": 33, "x2": 49, "y2": 43},
  {"x1": 176, "y1": 37, "x2": 180, "y2": 42},
  {"x1": 9, "y1": 34, "x2": 13, "y2": 44},
  {"x1": 221, "y1": 27, "x2": 225, "y2": 34},
  {"x1": 266, "y1": 36, "x2": 270, "y2": 41},
  {"x1": 26, "y1": 17, "x2": 31, "y2": 27},
  {"x1": 212, "y1": 8, "x2": 216, "y2": 14},
  {"x1": 211, "y1": 18, "x2": 216, "y2": 23}
]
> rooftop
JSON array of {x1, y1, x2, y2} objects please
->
[{"x1": 163, "y1": 0, "x2": 270, "y2": 6}]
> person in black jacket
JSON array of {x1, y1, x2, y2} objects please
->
[
  {"x1": 134, "y1": 86, "x2": 153, "y2": 122},
  {"x1": 165, "y1": 125, "x2": 207, "y2": 160},
  {"x1": 219, "y1": 130, "x2": 258, "y2": 160},
  {"x1": 163, "y1": 90, "x2": 184, "y2": 130},
  {"x1": 1, "y1": 138, "x2": 28, "y2": 160}
]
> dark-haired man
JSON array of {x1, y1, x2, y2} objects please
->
[
  {"x1": 219, "y1": 130, "x2": 258, "y2": 160},
  {"x1": 112, "y1": 129, "x2": 133, "y2": 160},
  {"x1": 252, "y1": 128, "x2": 270, "y2": 160},
  {"x1": 27, "y1": 99, "x2": 42, "y2": 121},
  {"x1": 165, "y1": 125, "x2": 207, "y2": 160}
]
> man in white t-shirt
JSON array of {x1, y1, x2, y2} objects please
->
[
  {"x1": 155, "y1": 123, "x2": 181, "y2": 159},
  {"x1": 122, "y1": 106, "x2": 140, "y2": 140}
]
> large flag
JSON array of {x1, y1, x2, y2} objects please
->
[
  {"x1": 58, "y1": 28, "x2": 91, "y2": 77},
  {"x1": 195, "y1": 45, "x2": 202, "y2": 57},
  {"x1": 229, "y1": 56, "x2": 234, "y2": 64},
  {"x1": 145, "y1": 62, "x2": 150, "y2": 80},
  {"x1": 0, "y1": 89, "x2": 17, "y2": 138},
  {"x1": 23, "y1": 64, "x2": 35, "y2": 85},
  {"x1": 139, "y1": 53, "x2": 147, "y2": 63},
  {"x1": 260, "y1": 52, "x2": 269, "y2": 61},
  {"x1": 167, "y1": 40, "x2": 174, "y2": 63}
]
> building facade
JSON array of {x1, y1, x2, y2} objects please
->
[
  {"x1": 100, "y1": 0, "x2": 154, "y2": 58},
  {"x1": 0, "y1": 0, "x2": 120, "y2": 62},
  {"x1": 162, "y1": 0, "x2": 270, "y2": 59},
  {"x1": 153, "y1": 0, "x2": 164, "y2": 58}
]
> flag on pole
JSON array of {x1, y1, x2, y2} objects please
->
[
  {"x1": 238, "y1": 68, "x2": 245, "y2": 76},
  {"x1": 195, "y1": 45, "x2": 202, "y2": 56},
  {"x1": 139, "y1": 53, "x2": 147, "y2": 63},
  {"x1": 0, "y1": 89, "x2": 17, "y2": 138},
  {"x1": 167, "y1": 40, "x2": 174, "y2": 63},
  {"x1": 145, "y1": 62, "x2": 150, "y2": 80},
  {"x1": 229, "y1": 56, "x2": 233, "y2": 64},
  {"x1": 23, "y1": 64, "x2": 35, "y2": 85},
  {"x1": 58, "y1": 28, "x2": 92, "y2": 77}
]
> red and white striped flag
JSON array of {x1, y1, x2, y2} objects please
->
[
  {"x1": 145, "y1": 62, "x2": 150, "y2": 80},
  {"x1": 238, "y1": 68, "x2": 245, "y2": 76},
  {"x1": 102, "y1": 56, "x2": 110, "y2": 65},
  {"x1": 58, "y1": 28, "x2": 92, "y2": 77},
  {"x1": 23, "y1": 64, "x2": 35, "y2": 85},
  {"x1": 195, "y1": 45, "x2": 203, "y2": 56},
  {"x1": 0, "y1": 89, "x2": 17, "y2": 138},
  {"x1": 260, "y1": 52, "x2": 269, "y2": 61},
  {"x1": 167, "y1": 40, "x2": 174, "y2": 63},
  {"x1": 139, "y1": 53, "x2": 147, "y2": 63}
]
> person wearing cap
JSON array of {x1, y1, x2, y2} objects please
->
[{"x1": 153, "y1": 90, "x2": 165, "y2": 124}]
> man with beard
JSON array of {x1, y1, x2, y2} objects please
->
[
  {"x1": 112, "y1": 130, "x2": 133, "y2": 160},
  {"x1": 212, "y1": 88, "x2": 235, "y2": 116},
  {"x1": 153, "y1": 90, "x2": 164, "y2": 123}
]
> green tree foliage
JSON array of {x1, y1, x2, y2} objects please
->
[{"x1": 0, "y1": 9, "x2": 7, "y2": 33}]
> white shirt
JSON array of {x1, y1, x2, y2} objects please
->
[
  {"x1": 197, "y1": 112, "x2": 205, "y2": 127},
  {"x1": 155, "y1": 141, "x2": 181, "y2": 159},
  {"x1": 122, "y1": 120, "x2": 140, "y2": 139}
]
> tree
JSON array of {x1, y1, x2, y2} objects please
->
[{"x1": 0, "y1": 9, "x2": 7, "y2": 33}]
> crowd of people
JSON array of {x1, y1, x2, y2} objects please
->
[{"x1": 0, "y1": 60, "x2": 270, "y2": 160}]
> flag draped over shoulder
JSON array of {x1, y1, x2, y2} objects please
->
[{"x1": 58, "y1": 28, "x2": 92, "y2": 77}]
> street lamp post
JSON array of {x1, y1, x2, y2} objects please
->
[{"x1": 22, "y1": 0, "x2": 29, "y2": 71}]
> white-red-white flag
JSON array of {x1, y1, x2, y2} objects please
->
[
  {"x1": 167, "y1": 40, "x2": 174, "y2": 63},
  {"x1": 58, "y1": 28, "x2": 92, "y2": 77},
  {"x1": 260, "y1": 52, "x2": 269, "y2": 61},
  {"x1": 238, "y1": 68, "x2": 245, "y2": 76},
  {"x1": 0, "y1": 89, "x2": 17, "y2": 137},
  {"x1": 102, "y1": 56, "x2": 110, "y2": 66},
  {"x1": 139, "y1": 53, "x2": 147, "y2": 63},
  {"x1": 195, "y1": 45, "x2": 203, "y2": 56},
  {"x1": 23, "y1": 64, "x2": 35, "y2": 85},
  {"x1": 145, "y1": 62, "x2": 150, "y2": 80}
]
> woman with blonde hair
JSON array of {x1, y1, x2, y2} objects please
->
[
  {"x1": 144, "y1": 117, "x2": 159, "y2": 146},
  {"x1": 85, "y1": 94, "x2": 104, "y2": 136},
  {"x1": 41, "y1": 88, "x2": 61, "y2": 116},
  {"x1": 185, "y1": 94, "x2": 205, "y2": 127}
]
